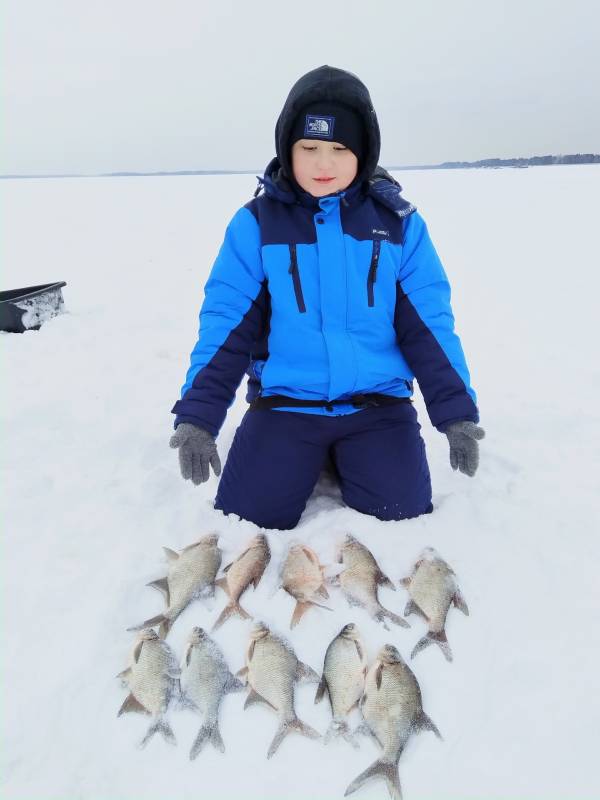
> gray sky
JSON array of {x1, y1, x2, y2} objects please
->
[{"x1": 2, "y1": 0, "x2": 598, "y2": 175}]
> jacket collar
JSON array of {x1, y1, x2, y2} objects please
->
[{"x1": 254, "y1": 157, "x2": 416, "y2": 218}]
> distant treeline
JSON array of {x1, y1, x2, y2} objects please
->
[{"x1": 398, "y1": 153, "x2": 600, "y2": 170}]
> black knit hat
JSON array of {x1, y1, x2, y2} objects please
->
[
  {"x1": 289, "y1": 101, "x2": 366, "y2": 164},
  {"x1": 275, "y1": 65, "x2": 381, "y2": 184}
]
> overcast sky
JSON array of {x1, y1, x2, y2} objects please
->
[{"x1": 1, "y1": 0, "x2": 598, "y2": 175}]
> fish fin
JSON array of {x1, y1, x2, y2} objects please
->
[
  {"x1": 211, "y1": 602, "x2": 250, "y2": 631},
  {"x1": 248, "y1": 641, "x2": 256, "y2": 661},
  {"x1": 189, "y1": 720, "x2": 225, "y2": 758},
  {"x1": 301, "y1": 546, "x2": 319, "y2": 564},
  {"x1": 296, "y1": 661, "x2": 320, "y2": 684},
  {"x1": 324, "y1": 719, "x2": 359, "y2": 749},
  {"x1": 158, "y1": 617, "x2": 172, "y2": 639},
  {"x1": 344, "y1": 757, "x2": 401, "y2": 799},
  {"x1": 176, "y1": 690, "x2": 198, "y2": 712},
  {"x1": 133, "y1": 640, "x2": 144, "y2": 663},
  {"x1": 116, "y1": 667, "x2": 132, "y2": 682},
  {"x1": 403, "y1": 599, "x2": 426, "y2": 619},
  {"x1": 291, "y1": 599, "x2": 333, "y2": 629},
  {"x1": 225, "y1": 674, "x2": 245, "y2": 693},
  {"x1": 354, "y1": 640, "x2": 364, "y2": 661},
  {"x1": 146, "y1": 577, "x2": 170, "y2": 606},
  {"x1": 375, "y1": 663, "x2": 384, "y2": 690},
  {"x1": 251, "y1": 572, "x2": 263, "y2": 590},
  {"x1": 235, "y1": 665, "x2": 249, "y2": 679},
  {"x1": 452, "y1": 588, "x2": 469, "y2": 616},
  {"x1": 411, "y1": 630, "x2": 453, "y2": 662},
  {"x1": 316, "y1": 583, "x2": 330, "y2": 599},
  {"x1": 139, "y1": 717, "x2": 176, "y2": 748},
  {"x1": 117, "y1": 693, "x2": 150, "y2": 716},
  {"x1": 377, "y1": 570, "x2": 396, "y2": 591},
  {"x1": 353, "y1": 721, "x2": 380, "y2": 746},
  {"x1": 377, "y1": 606, "x2": 410, "y2": 630},
  {"x1": 418, "y1": 711, "x2": 443, "y2": 740},
  {"x1": 314, "y1": 674, "x2": 329, "y2": 704},
  {"x1": 215, "y1": 576, "x2": 229, "y2": 595},
  {"x1": 266, "y1": 716, "x2": 321, "y2": 759},
  {"x1": 222, "y1": 561, "x2": 233, "y2": 572},
  {"x1": 163, "y1": 547, "x2": 179, "y2": 562},
  {"x1": 185, "y1": 644, "x2": 193, "y2": 666},
  {"x1": 126, "y1": 613, "x2": 167, "y2": 634},
  {"x1": 291, "y1": 601, "x2": 311, "y2": 628},
  {"x1": 181, "y1": 539, "x2": 205, "y2": 552},
  {"x1": 244, "y1": 688, "x2": 277, "y2": 711},
  {"x1": 399, "y1": 576, "x2": 411, "y2": 588}
]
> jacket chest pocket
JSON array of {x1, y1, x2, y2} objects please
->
[
  {"x1": 288, "y1": 243, "x2": 306, "y2": 313},
  {"x1": 366, "y1": 239, "x2": 381, "y2": 307}
]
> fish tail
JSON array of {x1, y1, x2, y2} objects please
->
[
  {"x1": 324, "y1": 719, "x2": 359, "y2": 749},
  {"x1": 139, "y1": 717, "x2": 176, "y2": 748},
  {"x1": 411, "y1": 630, "x2": 453, "y2": 662},
  {"x1": 378, "y1": 605, "x2": 410, "y2": 630},
  {"x1": 189, "y1": 720, "x2": 225, "y2": 759},
  {"x1": 126, "y1": 613, "x2": 168, "y2": 634},
  {"x1": 344, "y1": 757, "x2": 402, "y2": 799},
  {"x1": 266, "y1": 715, "x2": 321, "y2": 759},
  {"x1": 211, "y1": 601, "x2": 251, "y2": 631}
]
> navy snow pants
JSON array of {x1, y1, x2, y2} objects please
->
[{"x1": 214, "y1": 402, "x2": 433, "y2": 530}]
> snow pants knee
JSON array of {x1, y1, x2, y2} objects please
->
[{"x1": 214, "y1": 402, "x2": 433, "y2": 531}]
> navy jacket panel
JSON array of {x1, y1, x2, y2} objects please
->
[
  {"x1": 172, "y1": 207, "x2": 268, "y2": 435},
  {"x1": 394, "y1": 211, "x2": 479, "y2": 430}
]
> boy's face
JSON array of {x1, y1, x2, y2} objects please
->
[{"x1": 291, "y1": 139, "x2": 359, "y2": 197}]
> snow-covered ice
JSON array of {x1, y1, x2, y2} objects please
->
[{"x1": 1, "y1": 165, "x2": 599, "y2": 799}]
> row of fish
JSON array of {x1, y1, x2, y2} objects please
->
[
  {"x1": 118, "y1": 620, "x2": 439, "y2": 799},
  {"x1": 128, "y1": 533, "x2": 469, "y2": 661}
]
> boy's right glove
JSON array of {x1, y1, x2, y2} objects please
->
[
  {"x1": 445, "y1": 420, "x2": 485, "y2": 477},
  {"x1": 169, "y1": 423, "x2": 222, "y2": 485}
]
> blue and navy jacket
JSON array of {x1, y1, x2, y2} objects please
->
[
  {"x1": 172, "y1": 160, "x2": 479, "y2": 436},
  {"x1": 173, "y1": 64, "x2": 478, "y2": 436}
]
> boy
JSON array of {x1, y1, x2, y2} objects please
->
[{"x1": 170, "y1": 65, "x2": 484, "y2": 530}]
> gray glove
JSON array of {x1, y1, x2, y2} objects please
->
[
  {"x1": 169, "y1": 423, "x2": 222, "y2": 485},
  {"x1": 445, "y1": 421, "x2": 485, "y2": 477}
]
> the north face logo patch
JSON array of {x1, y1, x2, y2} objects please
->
[{"x1": 304, "y1": 114, "x2": 335, "y2": 139}]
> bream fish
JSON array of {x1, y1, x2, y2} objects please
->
[
  {"x1": 280, "y1": 542, "x2": 332, "y2": 628},
  {"x1": 400, "y1": 547, "x2": 469, "y2": 662},
  {"x1": 335, "y1": 535, "x2": 409, "y2": 630},
  {"x1": 315, "y1": 623, "x2": 368, "y2": 747},
  {"x1": 345, "y1": 644, "x2": 441, "y2": 800},
  {"x1": 212, "y1": 533, "x2": 270, "y2": 630},
  {"x1": 238, "y1": 621, "x2": 321, "y2": 758},
  {"x1": 117, "y1": 628, "x2": 181, "y2": 747},
  {"x1": 180, "y1": 626, "x2": 244, "y2": 759},
  {"x1": 128, "y1": 533, "x2": 222, "y2": 638}
]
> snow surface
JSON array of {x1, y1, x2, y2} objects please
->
[{"x1": 2, "y1": 165, "x2": 599, "y2": 800}]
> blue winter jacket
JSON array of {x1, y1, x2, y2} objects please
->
[
  {"x1": 173, "y1": 64, "x2": 478, "y2": 436},
  {"x1": 172, "y1": 160, "x2": 479, "y2": 436}
]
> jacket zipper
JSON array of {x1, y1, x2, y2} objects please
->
[
  {"x1": 288, "y1": 243, "x2": 306, "y2": 313},
  {"x1": 367, "y1": 239, "x2": 381, "y2": 307}
]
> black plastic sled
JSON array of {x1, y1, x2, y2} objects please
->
[{"x1": 0, "y1": 282, "x2": 67, "y2": 333}]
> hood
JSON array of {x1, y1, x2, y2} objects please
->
[{"x1": 274, "y1": 65, "x2": 381, "y2": 186}]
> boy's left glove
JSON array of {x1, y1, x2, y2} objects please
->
[{"x1": 445, "y1": 421, "x2": 485, "y2": 477}]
